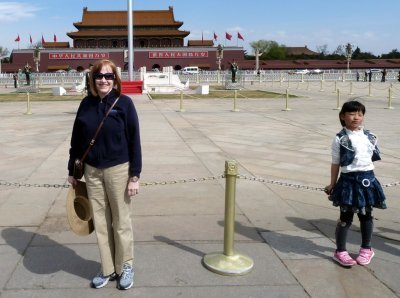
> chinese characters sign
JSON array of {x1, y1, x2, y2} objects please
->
[
  {"x1": 49, "y1": 52, "x2": 110, "y2": 60},
  {"x1": 149, "y1": 51, "x2": 208, "y2": 59}
]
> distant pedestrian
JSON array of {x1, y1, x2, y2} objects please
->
[
  {"x1": 325, "y1": 101, "x2": 387, "y2": 268},
  {"x1": 368, "y1": 70, "x2": 372, "y2": 82},
  {"x1": 356, "y1": 71, "x2": 360, "y2": 82},
  {"x1": 364, "y1": 71, "x2": 368, "y2": 82},
  {"x1": 381, "y1": 69, "x2": 386, "y2": 82},
  {"x1": 23, "y1": 62, "x2": 32, "y2": 85},
  {"x1": 398, "y1": 71, "x2": 400, "y2": 82},
  {"x1": 13, "y1": 73, "x2": 18, "y2": 88},
  {"x1": 85, "y1": 64, "x2": 93, "y2": 97}
]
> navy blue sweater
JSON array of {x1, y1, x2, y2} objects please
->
[{"x1": 68, "y1": 89, "x2": 142, "y2": 178}]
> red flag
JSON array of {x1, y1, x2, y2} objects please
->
[
  {"x1": 213, "y1": 32, "x2": 218, "y2": 41},
  {"x1": 53, "y1": 34, "x2": 57, "y2": 43},
  {"x1": 225, "y1": 32, "x2": 232, "y2": 40},
  {"x1": 14, "y1": 34, "x2": 20, "y2": 42},
  {"x1": 41, "y1": 35, "x2": 45, "y2": 45},
  {"x1": 238, "y1": 32, "x2": 244, "y2": 41},
  {"x1": 30, "y1": 34, "x2": 33, "y2": 44}
]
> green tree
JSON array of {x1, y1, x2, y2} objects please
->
[
  {"x1": 249, "y1": 40, "x2": 286, "y2": 60},
  {"x1": 0, "y1": 46, "x2": 9, "y2": 57},
  {"x1": 316, "y1": 44, "x2": 329, "y2": 56},
  {"x1": 351, "y1": 46, "x2": 377, "y2": 59},
  {"x1": 381, "y1": 49, "x2": 400, "y2": 59},
  {"x1": 264, "y1": 44, "x2": 286, "y2": 59}
]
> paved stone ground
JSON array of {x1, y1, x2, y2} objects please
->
[{"x1": 0, "y1": 81, "x2": 399, "y2": 297}]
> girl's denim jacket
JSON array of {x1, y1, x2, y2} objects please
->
[{"x1": 337, "y1": 128, "x2": 381, "y2": 167}]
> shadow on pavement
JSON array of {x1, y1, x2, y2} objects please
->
[{"x1": 2, "y1": 227, "x2": 99, "y2": 280}]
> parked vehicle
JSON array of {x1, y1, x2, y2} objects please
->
[
  {"x1": 368, "y1": 69, "x2": 383, "y2": 73},
  {"x1": 288, "y1": 69, "x2": 309, "y2": 75},
  {"x1": 182, "y1": 66, "x2": 199, "y2": 74},
  {"x1": 309, "y1": 69, "x2": 323, "y2": 74}
]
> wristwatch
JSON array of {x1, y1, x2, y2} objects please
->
[{"x1": 129, "y1": 176, "x2": 139, "y2": 182}]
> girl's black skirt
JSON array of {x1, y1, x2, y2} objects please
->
[{"x1": 329, "y1": 170, "x2": 387, "y2": 214}]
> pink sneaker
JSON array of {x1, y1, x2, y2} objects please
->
[
  {"x1": 356, "y1": 248, "x2": 375, "y2": 265},
  {"x1": 333, "y1": 251, "x2": 357, "y2": 267}
]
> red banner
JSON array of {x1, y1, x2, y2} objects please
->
[
  {"x1": 49, "y1": 52, "x2": 110, "y2": 60},
  {"x1": 149, "y1": 51, "x2": 208, "y2": 59}
]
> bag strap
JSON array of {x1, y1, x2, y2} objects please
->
[{"x1": 80, "y1": 96, "x2": 120, "y2": 163}]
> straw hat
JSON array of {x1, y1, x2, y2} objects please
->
[{"x1": 66, "y1": 181, "x2": 94, "y2": 236}]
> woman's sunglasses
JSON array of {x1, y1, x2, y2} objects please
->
[{"x1": 94, "y1": 73, "x2": 115, "y2": 80}]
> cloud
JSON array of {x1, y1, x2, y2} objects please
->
[{"x1": 0, "y1": 2, "x2": 42, "y2": 22}]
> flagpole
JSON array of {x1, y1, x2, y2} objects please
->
[{"x1": 127, "y1": 0, "x2": 134, "y2": 81}]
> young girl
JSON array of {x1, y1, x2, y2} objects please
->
[{"x1": 325, "y1": 100, "x2": 387, "y2": 267}]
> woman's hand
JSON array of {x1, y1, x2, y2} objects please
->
[
  {"x1": 68, "y1": 176, "x2": 78, "y2": 188},
  {"x1": 127, "y1": 181, "x2": 139, "y2": 197}
]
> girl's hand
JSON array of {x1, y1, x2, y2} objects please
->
[
  {"x1": 127, "y1": 181, "x2": 139, "y2": 197},
  {"x1": 324, "y1": 184, "x2": 334, "y2": 195}
]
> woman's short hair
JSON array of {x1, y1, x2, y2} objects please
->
[
  {"x1": 89, "y1": 59, "x2": 122, "y2": 97},
  {"x1": 339, "y1": 100, "x2": 366, "y2": 126}
]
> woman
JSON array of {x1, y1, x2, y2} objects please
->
[{"x1": 68, "y1": 59, "x2": 141, "y2": 290}]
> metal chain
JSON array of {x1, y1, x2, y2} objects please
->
[
  {"x1": 0, "y1": 180, "x2": 70, "y2": 189},
  {"x1": 1, "y1": 175, "x2": 399, "y2": 191}
]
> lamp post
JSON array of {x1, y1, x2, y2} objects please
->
[
  {"x1": 33, "y1": 47, "x2": 41, "y2": 72},
  {"x1": 216, "y1": 44, "x2": 223, "y2": 83},
  {"x1": 345, "y1": 43, "x2": 353, "y2": 74}
]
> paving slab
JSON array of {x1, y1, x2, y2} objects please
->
[{"x1": 0, "y1": 84, "x2": 399, "y2": 297}]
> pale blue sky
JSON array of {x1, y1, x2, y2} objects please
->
[{"x1": 1, "y1": 0, "x2": 399, "y2": 56}]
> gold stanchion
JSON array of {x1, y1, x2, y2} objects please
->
[
  {"x1": 202, "y1": 160, "x2": 254, "y2": 276},
  {"x1": 231, "y1": 90, "x2": 239, "y2": 112},
  {"x1": 349, "y1": 82, "x2": 353, "y2": 95},
  {"x1": 283, "y1": 88, "x2": 291, "y2": 111},
  {"x1": 24, "y1": 92, "x2": 32, "y2": 115},
  {"x1": 369, "y1": 82, "x2": 372, "y2": 97},
  {"x1": 385, "y1": 87, "x2": 394, "y2": 110},
  {"x1": 332, "y1": 81, "x2": 337, "y2": 93},
  {"x1": 335, "y1": 88, "x2": 341, "y2": 110},
  {"x1": 319, "y1": 79, "x2": 324, "y2": 92},
  {"x1": 178, "y1": 90, "x2": 185, "y2": 112}
]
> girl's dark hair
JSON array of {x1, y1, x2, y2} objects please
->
[
  {"x1": 89, "y1": 59, "x2": 122, "y2": 97},
  {"x1": 339, "y1": 100, "x2": 366, "y2": 126}
]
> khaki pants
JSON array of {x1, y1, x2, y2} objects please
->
[{"x1": 85, "y1": 162, "x2": 133, "y2": 276}]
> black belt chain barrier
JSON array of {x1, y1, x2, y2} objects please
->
[{"x1": 0, "y1": 175, "x2": 399, "y2": 191}]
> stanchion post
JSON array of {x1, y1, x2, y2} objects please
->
[
  {"x1": 24, "y1": 92, "x2": 32, "y2": 115},
  {"x1": 335, "y1": 88, "x2": 341, "y2": 110},
  {"x1": 232, "y1": 90, "x2": 239, "y2": 112},
  {"x1": 349, "y1": 82, "x2": 353, "y2": 95},
  {"x1": 369, "y1": 82, "x2": 372, "y2": 97},
  {"x1": 202, "y1": 160, "x2": 254, "y2": 276},
  {"x1": 283, "y1": 88, "x2": 291, "y2": 111},
  {"x1": 385, "y1": 87, "x2": 394, "y2": 109},
  {"x1": 319, "y1": 79, "x2": 324, "y2": 92},
  {"x1": 178, "y1": 90, "x2": 185, "y2": 112},
  {"x1": 332, "y1": 80, "x2": 337, "y2": 93}
]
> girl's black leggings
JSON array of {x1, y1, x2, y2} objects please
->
[{"x1": 335, "y1": 211, "x2": 373, "y2": 252}]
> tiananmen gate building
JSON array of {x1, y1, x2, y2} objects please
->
[{"x1": 3, "y1": 6, "x2": 244, "y2": 73}]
